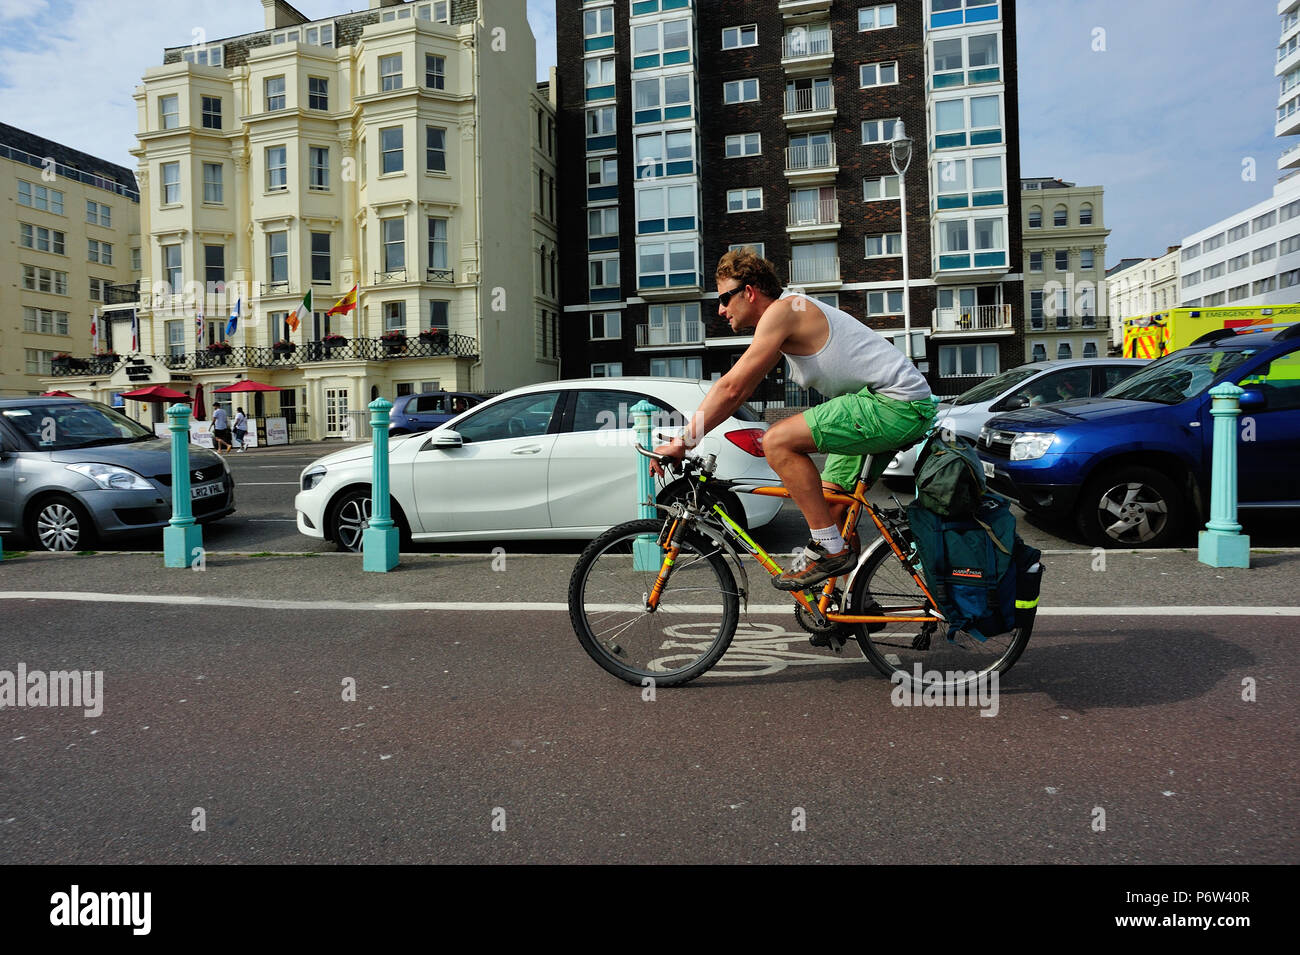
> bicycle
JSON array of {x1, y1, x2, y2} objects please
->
[{"x1": 568, "y1": 444, "x2": 1036, "y2": 689}]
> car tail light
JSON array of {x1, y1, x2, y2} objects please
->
[{"x1": 724, "y1": 428, "x2": 766, "y2": 456}]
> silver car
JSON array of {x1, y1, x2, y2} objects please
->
[
  {"x1": 0, "y1": 398, "x2": 234, "y2": 551},
  {"x1": 881, "y1": 359, "x2": 1149, "y2": 490}
]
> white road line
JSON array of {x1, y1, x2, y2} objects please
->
[
  {"x1": 236, "y1": 482, "x2": 300, "y2": 486},
  {"x1": 246, "y1": 519, "x2": 298, "y2": 523},
  {"x1": 0, "y1": 592, "x2": 1298, "y2": 616}
]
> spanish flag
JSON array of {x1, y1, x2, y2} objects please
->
[{"x1": 326, "y1": 284, "x2": 358, "y2": 317}]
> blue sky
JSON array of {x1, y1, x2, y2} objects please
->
[{"x1": 0, "y1": 1, "x2": 1284, "y2": 265}]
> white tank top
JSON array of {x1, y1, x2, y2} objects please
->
[{"x1": 780, "y1": 293, "x2": 932, "y2": 401}]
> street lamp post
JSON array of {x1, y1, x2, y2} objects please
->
[{"x1": 889, "y1": 120, "x2": 914, "y2": 361}]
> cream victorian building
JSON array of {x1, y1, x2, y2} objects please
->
[{"x1": 51, "y1": 0, "x2": 557, "y2": 440}]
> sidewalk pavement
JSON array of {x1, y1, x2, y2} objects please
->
[{"x1": 2, "y1": 546, "x2": 1297, "y2": 612}]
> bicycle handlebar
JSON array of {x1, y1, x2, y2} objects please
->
[{"x1": 634, "y1": 443, "x2": 716, "y2": 478}]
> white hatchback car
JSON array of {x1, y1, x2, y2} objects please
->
[{"x1": 294, "y1": 378, "x2": 784, "y2": 550}]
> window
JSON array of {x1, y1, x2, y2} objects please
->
[
  {"x1": 863, "y1": 174, "x2": 900, "y2": 200},
  {"x1": 865, "y1": 233, "x2": 902, "y2": 257},
  {"x1": 380, "y1": 54, "x2": 402, "y2": 91},
  {"x1": 590, "y1": 312, "x2": 621, "y2": 340},
  {"x1": 633, "y1": 73, "x2": 692, "y2": 122},
  {"x1": 426, "y1": 126, "x2": 446, "y2": 172},
  {"x1": 725, "y1": 133, "x2": 761, "y2": 158},
  {"x1": 427, "y1": 218, "x2": 448, "y2": 273},
  {"x1": 1203, "y1": 291, "x2": 1226, "y2": 306},
  {"x1": 859, "y1": 61, "x2": 898, "y2": 87},
  {"x1": 1182, "y1": 271, "x2": 1201, "y2": 288},
  {"x1": 1029, "y1": 290, "x2": 1043, "y2": 327},
  {"x1": 1029, "y1": 252, "x2": 1042, "y2": 272},
  {"x1": 265, "y1": 146, "x2": 288, "y2": 191},
  {"x1": 632, "y1": 17, "x2": 690, "y2": 67},
  {"x1": 88, "y1": 239, "x2": 113, "y2": 265},
  {"x1": 1181, "y1": 243, "x2": 1200, "y2": 261},
  {"x1": 265, "y1": 76, "x2": 286, "y2": 111},
  {"x1": 723, "y1": 78, "x2": 759, "y2": 103},
  {"x1": 181, "y1": 46, "x2": 223, "y2": 66},
  {"x1": 1253, "y1": 210, "x2": 1277, "y2": 233},
  {"x1": 588, "y1": 156, "x2": 618, "y2": 187},
  {"x1": 163, "y1": 244, "x2": 182, "y2": 290},
  {"x1": 1228, "y1": 252, "x2": 1249, "y2": 272},
  {"x1": 727, "y1": 188, "x2": 762, "y2": 212},
  {"x1": 635, "y1": 129, "x2": 694, "y2": 178},
  {"x1": 415, "y1": 1, "x2": 449, "y2": 23},
  {"x1": 272, "y1": 23, "x2": 334, "y2": 45},
  {"x1": 17, "y1": 180, "x2": 64, "y2": 214},
  {"x1": 384, "y1": 301, "x2": 406, "y2": 333},
  {"x1": 588, "y1": 207, "x2": 618, "y2": 240},
  {"x1": 867, "y1": 289, "x2": 904, "y2": 316},
  {"x1": 934, "y1": 94, "x2": 1001, "y2": 148},
  {"x1": 1056, "y1": 342, "x2": 1073, "y2": 360},
  {"x1": 1203, "y1": 233, "x2": 1225, "y2": 251},
  {"x1": 22, "y1": 266, "x2": 68, "y2": 294},
  {"x1": 1053, "y1": 206, "x2": 1067, "y2": 227},
  {"x1": 637, "y1": 240, "x2": 698, "y2": 287},
  {"x1": 309, "y1": 146, "x2": 329, "y2": 189},
  {"x1": 1282, "y1": 233, "x2": 1300, "y2": 254},
  {"x1": 309, "y1": 77, "x2": 328, "y2": 110},
  {"x1": 1228, "y1": 222, "x2": 1250, "y2": 243},
  {"x1": 311, "y1": 232, "x2": 331, "y2": 283},
  {"x1": 1055, "y1": 250, "x2": 1068, "y2": 271},
  {"x1": 425, "y1": 54, "x2": 445, "y2": 90},
  {"x1": 584, "y1": 6, "x2": 613, "y2": 42},
  {"x1": 1080, "y1": 249, "x2": 1095, "y2": 270},
  {"x1": 428, "y1": 300, "x2": 449, "y2": 334},
  {"x1": 267, "y1": 231, "x2": 288, "y2": 284},
  {"x1": 381, "y1": 126, "x2": 403, "y2": 173},
  {"x1": 1253, "y1": 243, "x2": 1277, "y2": 264},
  {"x1": 585, "y1": 57, "x2": 615, "y2": 97},
  {"x1": 938, "y1": 343, "x2": 1000, "y2": 377},
  {"x1": 590, "y1": 254, "x2": 619, "y2": 291},
  {"x1": 160, "y1": 94, "x2": 179, "y2": 129},
  {"x1": 722, "y1": 25, "x2": 757, "y2": 49},
  {"x1": 1254, "y1": 277, "x2": 1277, "y2": 294},
  {"x1": 650, "y1": 357, "x2": 702, "y2": 379},
  {"x1": 89, "y1": 277, "x2": 106, "y2": 301},
  {"x1": 165, "y1": 320, "x2": 186, "y2": 359},
  {"x1": 1082, "y1": 341, "x2": 1099, "y2": 359},
  {"x1": 205, "y1": 244, "x2": 224, "y2": 285},
  {"x1": 861, "y1": 117, "x2": 901, "y2": 144},
  {"x1": 382, "y1": 217, "x2": 405, "y2": 271},
  {"x1": 85, "y1": 200, "x2": 111, "y2": 226},
  {"x1": 22, "y1": 308, "x2": 70, "y2": 336},
  {"x1": 162, "y1": 162, "x2": 180, "y2": 204},
  {"x1": 586, "y1": 106, "x2": 616, "y2": 137},
  {"x1": 1030, "y1": 342, "x2": 1047, "y2": 362},
  {"x1": 858, "y1": 4, "x2": 897, "y2": 30},
  {"x1": 1228, "y1": 283, "x2": 1250, "y2": 302},
  {"x1": 201, "y1": 95, "x2": 221, "y2": 129},
  {"x1": 728, "y1": 242, "x2": 765, "y2": 259},
  {"x1": 591, "y1": 363, "x2": 623, "y2": 378},
  {"x1": 636, "y1": 183, "x2": 696, "y2": 233},
  {"x1": 203, "y1": 162, "x2": 223, "y2": 203},
  {"x1": 19, "y1": 224, "x2": 66, "y2": 255},
  {"x1": 936, "y1": 155, "x2": 1003, "y2": 208},
  {"x1": 457, "y1": 391, "x2": 560, "y2": 442},
  {"x1": 1079, "y1": 204, "x2": 1093, "y2": 225},
  {"x1": 1203, "y1": 261, "x2": 1225, "y2": 279}
]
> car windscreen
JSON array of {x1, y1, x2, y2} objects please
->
[
  {"x1": 950, "y1": 366, "x2": 1041, "y2": 406},
  {"x1": 1102, "y1": 348, "x2": 1258, "y2": 405},
  {"x1": 1, "y1": 401, "x2": 155, "y2": 450}
]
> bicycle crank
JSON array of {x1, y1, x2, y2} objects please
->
[{"x1": 794, "y1": 603, "x2": 850, "y2": 653}]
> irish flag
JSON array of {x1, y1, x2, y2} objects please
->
[
  {"x1": 289, "y1": 290, "x2": 310, "y2": 332},
  {"x1": 326, "y1": 284, "x2": 358, "y2": 317}
]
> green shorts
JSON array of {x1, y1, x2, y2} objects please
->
[{"x1": 802, "y1": 386, "x2": 937, "y2": 490}]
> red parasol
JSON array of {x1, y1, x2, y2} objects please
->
[
  {"x1": 213, "y1": 380, "x2": 281, "y2": 393},
  {"x1": 119, "y1": 385, "x2": 193, "y2": 403},
  {"x1": 40, "y1": 390, "x2": 75, "y2": 397},
  {"x1": 193, "y1": 383, "x2": 207, "y2": 421}
]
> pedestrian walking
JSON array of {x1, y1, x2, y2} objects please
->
[
  {"x1": 211, "y1": 405, "x2": 233, "y2": 454},
  {"x1": 233, "y1": 407, "x2": 248, "y2": 453}
]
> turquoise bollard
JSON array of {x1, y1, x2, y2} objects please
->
[
  {"x1": 1197, "y1": 382, "x2": 1250, "y2": 568},
  {"x1": 363, "y1": 397, "x2": 400, "y2": 572},
  {"x1": 163, "y1": 402, "x2": 204, "y2": 568},
  {"x1": 632, "y1": 400, "x2": 661, "y2": 572}
]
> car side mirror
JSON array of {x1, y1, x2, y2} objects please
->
[
  {"x1": 1238, "y1": 389, "x2": 1267, "y2": 411},
  {"x1": 427, "y1": 429, "x2": 463, "y2": 449},
  {"x1": 995, "y1": 396, "x2": 1027, "y2": 412}
]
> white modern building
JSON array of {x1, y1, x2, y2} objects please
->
[{"x1": 1105, "y1": 246, "x2": 1180, "y2": 350}]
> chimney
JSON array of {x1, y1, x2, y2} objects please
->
[
  {"x1": 262, "y1": 0, "x2": 309, "y2": 30},
  {"x1": 369, "y1": 0, "x2": 407, "y2": 8}
]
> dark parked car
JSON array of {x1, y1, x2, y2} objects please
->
[
  {"x1": 977, "y1": 325, "x2": 1300, "y2": 547},
  {"x1": 388, "y1": 391, "x2": 482, "y2": 435},
  {"x1": 0, "y1": 398, "x2": 234, "y2": 551}
]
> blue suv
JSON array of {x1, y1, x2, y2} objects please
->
[{"x1": 978, "y1": 325, "x2": 1300, "y2": 547}]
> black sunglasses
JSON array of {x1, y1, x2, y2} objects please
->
[{"x1": 717, "y1": 285, "x2": 748, "y2": 306}]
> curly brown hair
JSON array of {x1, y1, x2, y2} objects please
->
[{"x1": 715, "y1": 248, "x2": 783, "y2": 299}]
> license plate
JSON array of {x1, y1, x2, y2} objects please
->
[
  {"x1": 191, "y1": 481, "x2": 222, "y2": 500},
  {"x1": 982, "y1": 460, "x2": 995, "y2": 479}
]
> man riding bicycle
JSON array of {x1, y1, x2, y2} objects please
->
[{"x1": 652, "y1": 248, "x2": 935, "y2": 591}]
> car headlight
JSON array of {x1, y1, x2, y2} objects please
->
[
  {"x1": 66, "y1": 463, "x2": 153, "y2": 490},
  {"x1": 302, "y1": 465, "x2": 327, "y2": 491},
  {"x1": 1009, "y1": 432, "x2": 1056, "y2": 461}
]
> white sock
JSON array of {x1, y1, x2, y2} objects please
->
[{"x1": 810, "y1": 525, "x2": 846, "y2": 555}]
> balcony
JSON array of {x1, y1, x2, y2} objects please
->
[
  {"x1": 781, "y1": 29, "x2": 832, "y2": 75},
  {"x1": 426, "y1": 267, "x2": 454, "y2": 283},
  {"x1": 1028, "y1": 314, "x2": 1100, "y2": 333},
  {"x1": 785, "y1": 142, "x2": 837, "y2": 183},
  {"x1": 103, "y1": 281, "x2": 140, "y2": 309},
  {"x1": 1281, "y1": 142, "x2": 1300, "y2": 172},
  {"x1": 635, "y1": 322, "x2": 706, "y2": 348},
  {"x1": 1283, "y1": 0, "x2": 1300, "y2": 18},
  {"x1": 1277, "y1": 98, "x2": 1300, "y2": 138},
  {"x1": 779, "y1": 0, "x2": 832, "y2": 20},
  {"x1": 782, "y1": 84, "x2": 836, "y2": 128},
  {"x1": 787, "y1": 257, "x2": 840, "y2": 289},
  {"x1": 787, "y1": 197, "x2": 840, "y2": 238},
  {"x1": 931, "y1": 304, "x2": 1014, "y2": 336},
  {"x1": 373, "y1": 269, "x2": 407, "y2": 285}
]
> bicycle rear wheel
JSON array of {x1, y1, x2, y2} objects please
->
[
  {"x1": 569, "y1": 519, "x2": 739, "y2": 687},
  {"x1": 847, "y1": 541, "x2": 1032, "y2": 687}
]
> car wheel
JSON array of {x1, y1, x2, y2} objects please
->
[
  {"x1": 328, "y1": 488, "x2": 410, "y2": 553},
  {"x1": 1076, "y1": 466, "x2": 1185, "y2": 548},
  {"x1": 27, "y1": 495, "x2": 97, "y2": 552}
]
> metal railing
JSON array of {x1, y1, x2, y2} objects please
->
[
  {"x1": 636, "y1": 322, "x2": 706, "y2": 347},
  {"x1": 374, "y1": 269, "x2": 407, "y2": 284},
  {"x1": 787, "y1": 257, "x2": 840, "y2": 284},
  {"x1": 931, "y1": 304, "x2": 1014, "y2": 332},
  {"x1": 104, "y1": 281, "x2": 140, "y2": 306},
  {"x1": 0, "y1": 141, "x2": 140, "y2": 201},
  {"x1": 781, "y1": 30, "x2": 832, "y2": 60},
  {"x1": 783, "y1": 85, "x2": 834, "y2": 113},
  {"x1": 788, "y1": 196, "x2": 838, "y2": 227},
  {"x1": 785, "y1": 142, "x2": 836, "y2": 172},
  {"x1": 426, "y1": 267, "x2": 454, "y2": 283}
]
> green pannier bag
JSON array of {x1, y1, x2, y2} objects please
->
[{"x1": 913, "y1": 432, "x2": 987, "y2": 517}]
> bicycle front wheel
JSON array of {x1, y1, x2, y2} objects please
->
[
  {"x1": 569, "y1": 519, "x2": 739, "y2": 687},
  {"x1": 847, "y1": 541, "x2": 1032, "y2": 687}
]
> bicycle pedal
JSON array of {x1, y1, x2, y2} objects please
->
[{"x1": 807, "y1": 631, "x2": 846, "y2": 653}]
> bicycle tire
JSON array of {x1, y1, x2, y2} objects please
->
[
  {"x1": 569, "y1": 518, "x2": 739, "y2": 687},
  {"x1": 847, "y1": 539, "x2": 1033, "y2": 688}
]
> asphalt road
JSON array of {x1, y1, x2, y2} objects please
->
[
  {"x1": 0, "y1": 595, "x2": 1294, "y2": 864},
  {"x1": 23, "y1": 442, "x2": 1300, "y2": 555}
]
